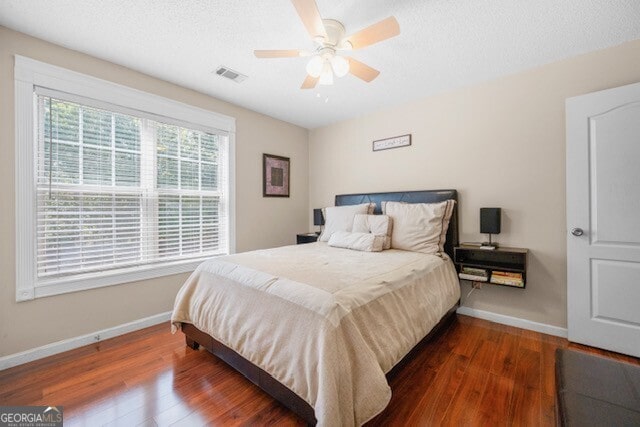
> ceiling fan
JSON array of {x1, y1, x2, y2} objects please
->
[{"x1": 254, "y1": 0, "x2": 400, "y2": 89}]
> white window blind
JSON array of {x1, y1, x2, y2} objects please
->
[{"x1": 36, "y1": 94, "x2": 229, "y2": 281}]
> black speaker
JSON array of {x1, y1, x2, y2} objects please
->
[
  {"x1": 480, "y1": 208, "x2": 501, "y2": 234},
  {"x1": 313, "y1": 208, "x2": 325, "y2": 235},
  {"x1": 313, "y1": 208, "x2": 325, "y2": 226}
]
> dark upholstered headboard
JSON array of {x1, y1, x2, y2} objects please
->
[{"x1": 334, "y1": 189, "x2": 459, "y2": 259}]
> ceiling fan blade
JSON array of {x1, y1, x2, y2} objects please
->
[
  {"x1": 345, "y1": 16, "x2": 400, "y2": 49},
  {"x1": 254, "y1": 50, "x2": 305, "y2": 58},
  {"x1": 301, "y1": 74, "x2": 319, "y2": 89},
  {"x1": 290, "y1": 0, "x2": 327, "y2": 40},
  {"x1": 347, "y1": 57, "x2": 380, "y2": 82}
]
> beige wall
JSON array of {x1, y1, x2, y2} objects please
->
[
  {"x1": 0, "y1": 26, "x2": 309, "y2": 356},
  {"x1": 309, "y1": 39, "x2": 640, "y2": 328}
]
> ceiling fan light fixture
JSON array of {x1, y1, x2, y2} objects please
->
[
  {"x1": 330, "y1": 55, "x2": 349, "y2": 77},
  {"x1": 255, "y1": 1, "x2": 400, "y2": 89},
  {"x1": 319, "y1": 62, "x2": 334, "y2": 85},
  {"x1": 306, "y1": 55, "x2": 324, "y2": 78}
]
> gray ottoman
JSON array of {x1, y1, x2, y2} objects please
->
[{"x1": 556, "y1": 348, "x2": 640, "y2": 426}]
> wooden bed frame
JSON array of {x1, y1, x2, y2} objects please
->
[{"x1": 181, "y1": 190, "x2": 460, "y2": 425}]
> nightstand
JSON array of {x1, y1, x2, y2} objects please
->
[
  {"x1": 454, "y1": 245, "x2": 528, "y2": 288},
  {"x1": 296, "y1": 233, "x2": 319, "y2": 244}
]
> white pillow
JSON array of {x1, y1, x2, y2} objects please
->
[
  {"x1": 352, "y1": 214, "x2": 393, "y2": 250},
  {"x1": 319, "y1": 203, "x2": 374, "y2": 242},
  {"x1": 382, "y1": 200, "x2": 456, "y2": 254},
  {"x1": 327, "y1": 231, "x2": 385, "y2": 252}
]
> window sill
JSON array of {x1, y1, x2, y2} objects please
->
[{"x1": 17, "y1": 255, "x2": 224, "y2": 302}]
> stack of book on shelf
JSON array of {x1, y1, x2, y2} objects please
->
[
  {"x1": 490, "y1": 271, "x2": 524, "y2": 287},
  {"x1": 458, "y1": 267, "x2": 488, "y2": 282}
]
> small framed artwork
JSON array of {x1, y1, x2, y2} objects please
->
[
  {"x1": 372, "y1": 134, "x2": 412, "y2": 152},
  {"x1": 263, "y1": 153, "x2": 290, "y2": 197}
]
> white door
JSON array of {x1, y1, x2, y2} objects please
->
[{"x1": 566, "y1": 81, "x2": 640, "y2": 358}]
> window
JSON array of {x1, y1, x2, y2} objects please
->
[{"x1": 15, "y1": 56, "x2": 235, "y2": 300}]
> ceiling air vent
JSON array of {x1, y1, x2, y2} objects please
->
[{"x1": 214, "y1": 66, "x2": 247, "y2": 83}]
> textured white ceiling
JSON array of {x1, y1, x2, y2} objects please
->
[{"x1": 1, "y1": 0, "x2": 639, "y2": 129}]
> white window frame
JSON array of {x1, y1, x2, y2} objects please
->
[{"x1": 15, "y1": 56, "x2": 236, "y2": 301}]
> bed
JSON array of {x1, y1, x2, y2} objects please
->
[{"x1": 171, "y1": 190, "x2": 460, "y2": 426}]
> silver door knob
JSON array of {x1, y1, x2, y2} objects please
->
[{"x1": 571, "y1": 228, "x2": 584, "y2": 236}]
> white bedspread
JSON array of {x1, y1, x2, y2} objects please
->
[{"x1": 171, "y1": 242, "x2": 460, "y2": 426}]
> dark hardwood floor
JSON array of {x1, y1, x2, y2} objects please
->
[{"x1": 1, "y1": 314, "x2": 638, "y2": 426}]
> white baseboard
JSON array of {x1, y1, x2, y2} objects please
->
[
  {"x1": 0, "y1": 307, "x2": 565, "y2": 371},
  {"x1": 0, "y1": 311, "x2": 172, "y2": 371},
  {"x1": 456, "y1": 306, "x2": 568, "y2": 338}
]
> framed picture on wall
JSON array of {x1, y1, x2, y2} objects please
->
[
  {"x1": 263, "y1": 153, "x2": 290, "y2": 197},
  {"x1": 372, "y1": 134, "x2": 412, "y2": 151}
]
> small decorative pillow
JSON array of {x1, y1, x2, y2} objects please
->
[
  {"x1": 382, "y1": 200, "x2": 456, "y2": 254},
  {"x1": 319, "y1": 203, "x2": 374, "y2": 242},
  {"x1": 327, "y1": 231, "x2": 385, "y2": 252},
  {"x1": 352, "y1": 214, "x2": 393, "y2": 250}
]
